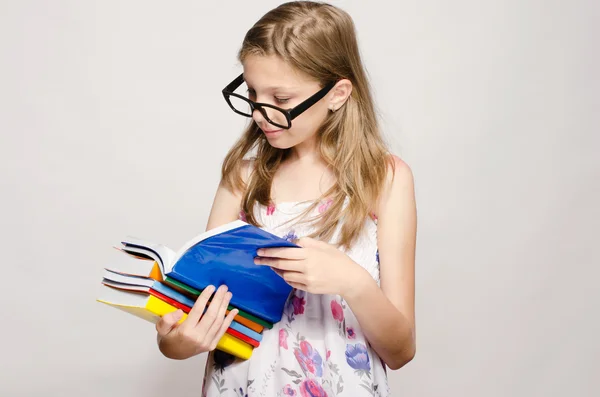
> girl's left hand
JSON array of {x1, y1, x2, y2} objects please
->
[{"x1": 254, "y1": 237, "x2": 366, "y2": 296}]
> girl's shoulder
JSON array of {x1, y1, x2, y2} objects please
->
[
  {"x1": 373, "y1": 153, "x2": 414, "y2": 215},
  {"x1": 384, "y1": 154, "x2": 413, "y2": 186}
]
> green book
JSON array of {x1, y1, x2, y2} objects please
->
[{"x1": 164, "y1": 276, "x2": 274, "y2": 329}]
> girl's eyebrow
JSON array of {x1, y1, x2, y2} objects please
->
[{"x1": 243, "y1": 77, "x2": 297, "y2": 92}]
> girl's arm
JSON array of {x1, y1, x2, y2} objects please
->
[
  {"x1": 205, "y1": 159, "x2": 253, "y2": 230},
  {"x1": 342, "y1": 156, "x2": 417, "y2": 370}
]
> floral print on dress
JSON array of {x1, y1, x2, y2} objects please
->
[
  {"x1": 282, "y1": 384, "x2": 297, "y2": 396},
  {"x1": 347, "y1": 327, "x2": 356, "y2": 339},
  {"x1": 236, "y1": 387, "x2": 249, "y2": 397},
  {"x1": 346, "y1": 343, "x2": 380, "y2": 396},
  {"x1": 298, "y1": 379, "x2": 328, "y2": 397},
  {"x1": 239, "y1": 210, "x2": 247, "y2": 222},
  {"x1": 266, "y1": 203, "x2": 276, "y2": 215},
  {"x1": 324, "y1": 347, "x2": 344, "y2": 395},
  {"x1": 284, "y1": 289, "x2": 306, "y2": 324},
  {"x1": 331, "y1": 299, "x2": 347, "y2": 337},
  {"x1": 345, "y1": 343, "x2": 371, "y2": 372},
  {"x1": 292, "y1": 294, "x2": 306, "y2": 315},
  {"x1": 279, "y1": 328, "x2": 289, "y2": 350},
  {"x1": 293, "y1": 340, "x2": 324, "y2": 377},
  {"x1": 318, "y1": 198, "x2": 334, "y2": 213},
  {"x1": 282, "y1": 229, "x2": 298, "y2": 242},
  {"x1": 330, "y1": 300, "x2": 344, "y2": 322}
]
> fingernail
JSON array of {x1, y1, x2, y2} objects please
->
[{"x1": 257, "y1": 249, "x2": 264, "y2": 255}]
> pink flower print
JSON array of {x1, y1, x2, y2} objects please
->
[
  {"x1": 293, "y1": 340, "x2": 324, "y2": 377},
  {"x1": 279, "y1": 328, "x2": 289, "y2": 350},
  {"x1": 370, "y1": 211, "x2": 378, "y2": 221},
  {"x1": 330, "y1": 300, "x2": 344, "y2": 322},
  {"x1": 318, "y1": 198, "x2": 333, "y2": 214},
  {"x1": 346, "y1": 327, "x2": 356, "y2": 339},
  {"x1": 266, "y1": 203, "x2": 276, "y2": 215},
  {"x1": 299, "y1": 379, "x2": 328, "y2": 397},
  {"x1": 239, "y1": 210, "x2": 247, "y2": 222},
  {"x1": 283, "y1": 385, "x2": 297, "y2": 396},
  {"x1": 292, "y1": 295, "x2": 306, "y2": 315},
  {"x1": 326, "y1": 350, "x2": 331, "y2": 360}
]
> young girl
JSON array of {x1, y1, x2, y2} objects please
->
[{"x1": 156, "y1": 2, "x2": 416, "y2": 396}]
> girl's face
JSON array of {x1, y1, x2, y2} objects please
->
[{"x1": 242, "y1": 54, "x2": 330, "y2": 150}]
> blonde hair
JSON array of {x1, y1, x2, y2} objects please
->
[{"x1": 220, "y1": 1, "x2": 394, "y2": 249}]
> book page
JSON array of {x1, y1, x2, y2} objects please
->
[{"x1": 120, "y1": 236, "x2": 177, "y2": 274}]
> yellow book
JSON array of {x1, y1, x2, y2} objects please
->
[{"x1": 97, "y1": 284, "x2": 253, "y2": 360}]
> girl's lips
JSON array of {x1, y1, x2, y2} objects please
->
[{"x1": 263, "y1": 128, "x2": 283, "y2": 136}]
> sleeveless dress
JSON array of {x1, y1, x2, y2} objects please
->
[{"x1": 201, "y1": 198, "x2": 389, "y2": 397}]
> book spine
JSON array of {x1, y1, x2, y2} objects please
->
[
  {"x1": 150, "y1": 283, "x2": 263, "y2": 341},
  {"x1": 164, "y1": 276, "x2": 273, "y2": 329},
  {"x1": 145, "y1": 295, "x2": 254, "y2": 360}
]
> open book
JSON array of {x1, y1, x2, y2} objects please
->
[{"x1": 118, "y1": 219, "x2": 299, "y2": 324}]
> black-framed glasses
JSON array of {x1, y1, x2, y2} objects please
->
[{"x1": 222, "y1": 73, "x2": 336, "y2": 129}]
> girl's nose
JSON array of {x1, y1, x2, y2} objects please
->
[{"x1": 252, "y1": 108, "x2": 266, "y2": 124}]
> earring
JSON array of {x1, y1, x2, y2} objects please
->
[{"x1": 329, "y1": 105, "x2": 336, "y2": 112}]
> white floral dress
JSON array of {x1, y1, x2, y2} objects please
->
[{"x1": 201, "y1": 198, "x2": 389, "y2": 397}]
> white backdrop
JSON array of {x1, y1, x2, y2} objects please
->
[{"x1": 1, "y1": 1, "x2": 598, "y2": 396}]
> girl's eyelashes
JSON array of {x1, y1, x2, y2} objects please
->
[
  {"x1": 246, "y1": 88, "x2": 291, "y2": 105},
  {"x1": 274, "y1": 97, "x2": 290, "y2": 105}
]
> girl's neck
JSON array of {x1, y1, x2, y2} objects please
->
[{"x1": 287, "y1": 136, "x2": 322, "y2": 165}]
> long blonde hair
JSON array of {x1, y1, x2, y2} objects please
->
[{"x1": 221, "y1": 1, "x2": 394, "y2": 249}]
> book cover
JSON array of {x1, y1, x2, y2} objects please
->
[{"x1": 120, "y1": 220, "x2": 298, "y2": 324}]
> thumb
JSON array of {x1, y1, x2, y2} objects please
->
[{"x1": 156, "y1": 309, "x2": 183, "y2": 336}]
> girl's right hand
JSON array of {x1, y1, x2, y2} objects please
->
[{"x1": 156, "y1": 284, "x2": 238, "y2": 360}]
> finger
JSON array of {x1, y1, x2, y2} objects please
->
[
  {"x1": 278, "y1": 269, "x2": 306, "y2": 285},
  {"x1": 286, "y1": 281, "x2": 308, "y2": 291},
  {"x1": 186, "y1": 285, "x2": 215, "y2": 325},
  {"x1": 209, "y1": 307, "x2": 239, "y2": 351},
  {"x1": 195, "y1": 285, "x2": 229, "y2": 334},
  {"x1": 256, "y1": 246, "x2": 306, "y2": 260},
  {"x1": 255, "y1": 257, "x2": 304, "y2": 272},
  {"x1": 204, "y1": 291, "x2": 233, "y2": 344},
  {"x1": 156, "y1": 309, "x2": 184, "y2": 336}
]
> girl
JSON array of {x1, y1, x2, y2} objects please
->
[{"x1": 156, "y1": 2, "x2": 416, "y2": 396}]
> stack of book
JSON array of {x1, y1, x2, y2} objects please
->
[{"x1": 96, "y1": 219, "x2": 299, "y2": 360}]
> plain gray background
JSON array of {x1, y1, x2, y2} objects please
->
[{"x1": 1, "y1": 0, "x2": 598, "y2": 396}]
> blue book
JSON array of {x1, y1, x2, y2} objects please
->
[{"x1": 119, "y1": 220, "x2": 298, "y2": 324}]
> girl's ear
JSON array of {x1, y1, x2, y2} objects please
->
[{"x1": 328, "y1": 79, "x2": 353, "y2": 112}]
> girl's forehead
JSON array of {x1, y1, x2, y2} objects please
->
[{"x1": 242, "y1": 54, "x2": 316, "y2": 90}]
